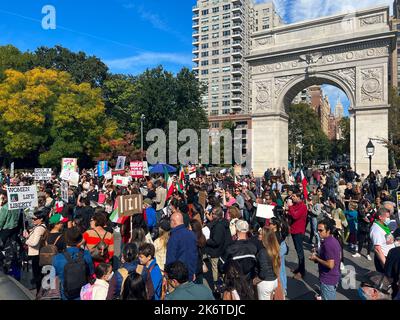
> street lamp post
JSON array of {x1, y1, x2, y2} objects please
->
[
  {"x1": 140, "y1": 114, "x2": 146, "y2": 161},
  {"x1": 366, "y1": 139, "x2": 375, "y2": 174}
]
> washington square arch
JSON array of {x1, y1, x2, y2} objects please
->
[{"x1": 247, "y1": 6, "x2": 396, "y2": 177}]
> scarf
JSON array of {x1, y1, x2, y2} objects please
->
[{"x1": 375, "y1": 221, "x2": 391, "y2": 235}]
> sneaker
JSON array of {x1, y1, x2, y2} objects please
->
[
  {"x1": 367, "y1": 255, "x2": 372, "y2": 261},
  {"x1": 352, "y1": 253, "x2": 361, "y2": 258},
  {"x1": 340, "y1": 262, "x2": 347, "y2": 275}
]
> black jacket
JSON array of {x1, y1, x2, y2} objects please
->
[
  {"x1": 218, "y1": 239, "x2": 257, "y2": 278},
  {"x1": 256, "y1": 244, "x2": 277, "y2": 282},
  {"x1": 205, "y1": 219, "x2": 232, "y2": 258}
]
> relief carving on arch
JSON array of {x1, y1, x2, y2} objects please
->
[
  {"x1": 275, "y1": 76, "x2": 296, "y2": 100},
  {"x1": 330, "y1": 68, "x2": 356, "y2": 92},
  {"x1": 254, "y1": 80, "x2": 272, "y2": 111},
  {"x1": 360, "y1": 67, "x2": 384, "y2": 103}
]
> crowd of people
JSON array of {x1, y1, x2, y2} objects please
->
[{"x1": 0, "y1": 164, "x2": 399, "y2": 301}]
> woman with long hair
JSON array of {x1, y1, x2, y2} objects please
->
[
  {"x1": 154, "y1": 220, "x2": 170, "y2": 271},
  {"x1": 254, "y1": 227, "x2": 281, "y2": 300},
  {"x1": 189, "y1": 219, "x2": 208, "y2": 286},
  {"x1": 222, "y1": 260, "x2": 254, "y2": 300},
  {"x1": 122, "y1": 273, "x2": 147, "y2": 300}
]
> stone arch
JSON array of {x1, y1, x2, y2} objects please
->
[{"x1": 276, "y1": 71, "x2": 355, "y2": 113}]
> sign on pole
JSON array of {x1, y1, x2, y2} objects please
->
[
  {"x1": 34, "y1": 168, "x2": 52, "y2": 181},
  {"x1": 130, "y1": 161, "x2": 144, "y2": 178},
  {"x1": 7, "y1": 186, "x2": 38, "y2": 210},
  {"x1": 117, "y1": 194, "x2": 143, "y2": 217},
  {"x1": 97, "y1": 161, "x2": 109, "y2": 177},
  {"x1": 113, "y1": 175, "x2": 130, "y2": 187},
  {"x1": 60, "y1": 170, "x2": 79, "y2": 187},
  {"x1": 115, "y1": 156, "x2": 126, "y2": 170},
  {"x1": 61, "y1": 181, "x2": 69, "y2": 203},
  {"x1": 10, "y1": 162, "x2": 15, "y2": 178}
]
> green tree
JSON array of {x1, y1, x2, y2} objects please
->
[
  {"x1": 0, "y1": 45, "x2": 33, "y2": 80},
  {"x1": 0, "y1": 68, "x2": 117, "y2": 167},
  {"x1": 31, "y1": 45, "x2": 109, "y2": 87},
  {"x1": 288, "y1": 103, "x2": 331, "y2": 166}
]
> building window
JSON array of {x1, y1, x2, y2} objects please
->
[
  {"x1": 211, "y1": 102, "x2": 219, "y2": 108},
  {"x1": 212, "y1": 50, "x2": 219, "y2": 55},
  {"x1": 201, "y1": 43, "x2": 209, "y2": 49},
  {"x1": 201, "y1": 35, "x2": 209, "y2": 40},
  {"x1": 222, "y1": 101, "x2": 230, "y2": 107},
  {"x1": 222, "y1": 22, "x2": 230, "y2": 29},
  {"x1": 212, "y1": 41, "x2": 219, "y2": 47},
  {"x1": 212, "y1": 24, "x2": 219, "y2": 31},
  {"x1": 222, "y1": 84, "x2": 230, "y2": 90},
  {"x1": 222, "y1": 109, "x2": 230, "y2": 114},
  {"x1": 201, "y1": 26, "x2": 209, "y2": 32},
  {"x1": 201, "y1": 70, "x2": 209, "y2": 75},
  {"x1": 223, "y1": 76, "x2": 230, "y2": 82},
  {"x1": 211, "y1": 110, "x2": 219, "y2": 116},
  {"x1": 223, "y1": 13, "x2": 230, "y2": 20},
  {"x1": 222, "y1": 31, "x2": 231, "y2": 37},
  {"x1": 222, "y1": 39, "x2": 231, "y2": 45},
  {"x1": 223, "y1": 48, "x2": 231, "y2": 54},
  {"x1": 201, "y1": 51, "x2": 209, "y2": 57},
  {"x1": 223, "y1": 4, "x2": 230, "y2": 11},
  {"x1": 212, "y1": 7, "x2": 219, "y2": 13},
  {"x1": 211, "y1": 122, "x2": 220, "y2": 128},
  {"x1": 222, "y1": 66, "x2": 231, "y2": 72},
  {"x1": 202, "y1": 9, "x2": 209, "y2": 15},
  {"x1": 222, "y1": 57, "x2": 230, "y2": 63},
  {"x1": 211, "y1": 68, "x2": 219, "y2": 73},
  {"x1": 212, "y1": 33, "x2": 219, "y2": 39},
  {"x1": 212, "y1": 15, "x2": 219, "y2": 21},
  {"x1": 212, "y1": 59, "x2": 219, "y2": 65},
  {"x1": 201, "y1": 60, "x2": 209, "y2": 66}
]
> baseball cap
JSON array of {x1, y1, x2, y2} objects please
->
[
  {"x1": 235, "y1": 220, "x2": 249, "y2": 233},
  {"x1": 360, "y1": 271, "x2": 393, "y2": 294},
  {"x1": 49, "y1": 214, "x2": 68, "y2": 225}
]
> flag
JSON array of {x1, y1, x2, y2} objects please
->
[
  {"x1": 110, "y1": 200, "x2": 123, "y2": 224},
  {"x1": 164, "y1": 166, "x2": 175, "y2": 200},
  {"x1": 177, "y1": 166, "x2": 185, "y2": 193},
  {"x1": 301, "y1": 170, "x2": 309, "y2": 199}
]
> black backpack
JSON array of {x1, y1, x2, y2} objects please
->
[{"x1": 63, "y1": 251, "x2": 88, "y2": 300}]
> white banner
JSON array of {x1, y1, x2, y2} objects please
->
[
  {"x1": 34, "y1": 168, "x2": 52, "y2": 181},
  {"x1": 256, "y1": 204, "x2": 275, "y2": 219},
  {"x1": 60, "y1": 170, "x2": 79, "y2": 186},
  {"x1": 113, "y1": 175, "x2": 130, "y2": 187},
  {"x1": 7, "y1": 186, "x2": 38, "y2": 210}
]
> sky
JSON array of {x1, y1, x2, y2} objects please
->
[{"x1": 0, "y1": 0, "x2": 395, "y2": 114}]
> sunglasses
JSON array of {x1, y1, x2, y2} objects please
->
[{"x1": 317, "y1": 229, "x2": 325, "y2": 233}]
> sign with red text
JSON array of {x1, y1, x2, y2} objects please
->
[{"x1": 130, "y1": 161, "x2": 144, "y2": 178}]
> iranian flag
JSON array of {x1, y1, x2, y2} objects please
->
[
  {"x1": 177, "y1": 166, "x2": 185, "y2": 193},
  {"x1": 164, "y1": 167, "x2": 175, "y2": 200},
  {"x1": 301, "y1": 170, "x2": 309, "y2": 200}
]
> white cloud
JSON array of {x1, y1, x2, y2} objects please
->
[
  {"x1": 105, "y1": 52, "x2": 193, "y2": 70},
  {"x1": 272, "y1": 0, "x2": 393, "y2": 23}
]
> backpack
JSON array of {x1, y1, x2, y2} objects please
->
[
  {"x1": 80, "y1": 283, "x2": 95, "y2": 300},
  {"x1": 63, "y1": 251, "x2": 88, "y2": 300},
  {"x1": 39, "y1": 234, "x2": 62, "y2": 267},
  {"x1": 90, "y1": 230, "x2": 109, "y2": 262}
]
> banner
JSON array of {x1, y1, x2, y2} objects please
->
[
  {"x1": 10, "y1": 162, "x2": 15, "y2": 178},
  {"x1": 34, "y1": 168, "x2": 52, "y2": 181},
  {"x1": 115, "y1": 156, "x2": 126, "y2": 170},
  {"x1": 7, "y1": 186, "x2": 38, "y2": 210},
  {"x1": 61, "y1": 181, "x2": 69, "y2": 203},
  {"x1": 61, "y1": 158, "x2": 78, "y2": 173},
  {"x1": 113, "y1": 175, "x2": 130, "y2": 187},
  {"x1": 143, "y1": 161, "x2": 149, "y2": 177},
  {"x1": 117, "y1": 194, "x2": 143, "y2": 217},
  {"x1": 97, "y1": 161, "x2": 109, "y2": 177},
  {"x1": 130, "y1": 161, "x2": 144, "y2": 178}
]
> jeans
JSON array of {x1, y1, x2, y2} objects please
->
[
  {"x1": 320, "y1": 283, "x2": 337, "y2": 300},
  {"x1": 280, "y1": 242, "x2": 288, "y2": 291},
  {"x1": 308, "y1": 216, "x2": 320, "y2": 248},
  {"x1": 292, "y1": 234, "x2": 305, "y2": 276}
]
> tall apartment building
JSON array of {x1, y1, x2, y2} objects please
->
[
  {"x1": 390, "y1": 0, "x2": 400, "y2": 89},
  {"x1": 192, "y1": 0, "x2": 282, "y2": 121},
  {"x1": 292, "y1": 89, "x2": 311, "y2": 105}
]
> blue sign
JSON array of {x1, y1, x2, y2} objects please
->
[{"x1": 97, "y1": 161, "x2": 109, "y2": 177}]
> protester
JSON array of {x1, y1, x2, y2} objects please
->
[
  {"x1": 81, "y1": 263, "x2": 113, "y2": 300},
  {"x1": 121, "y1": 273, "x2": 147, "y2": 300},
  {"x1": 153, "y1": 219, "x2": 170, "y2": 272},
  {"x1": 222, "y1": 260, "x2": 255, "y2": 300},
  {"x1": 164, "y1": 261, "x2": 215, "y2": 300}
]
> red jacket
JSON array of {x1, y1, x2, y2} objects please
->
[{"x1": 288, "y1": 201, "x2": 308, "y2": 235}]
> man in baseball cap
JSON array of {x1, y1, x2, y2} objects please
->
[{"x1": 358, "y1": 271, "x2": 393, "y2": 300}]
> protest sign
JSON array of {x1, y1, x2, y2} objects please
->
[
  {"x1": 10, "y1": 162, "x2": 15, "y2": 178},
  {"x1": 60, "y1": 170, "x2": 79, "y2": 187},
  {"x1": 256, "y1": 204, "x2": 275, "y2": 219},
  {"x1": 34, "y1": 168, "x2": 52, "y2": 181},
  {"x1": 142, "y1": 161, "x2": 149, "y2": 177},
  {"x1": 7, "y1": 186, "x2": 38, "y2": 210},
  {"x1": 104, "y1": 170, "x2": 112, "y2": 180},
  {"x1": 130, "y1": 161, "x2": 144, "y2": 178},
  {"x1": 115, "y1": 156, "x2": 126, "y2": 170},
  {"x1": 117, "y1": 194, "x2": 143, "y2": 217},
  {"x1": 61, "y1": 181, "x2": 69, "y2": 203},
  {"x1": 61, "y1": 158, "x2": 78, "y2": 173},
  {"x1": 113, "y1": 175, "x2": 130, "y2": 187},
  {"x1": 97, "y1": 161, "x2": 109, "y2": 177}
]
